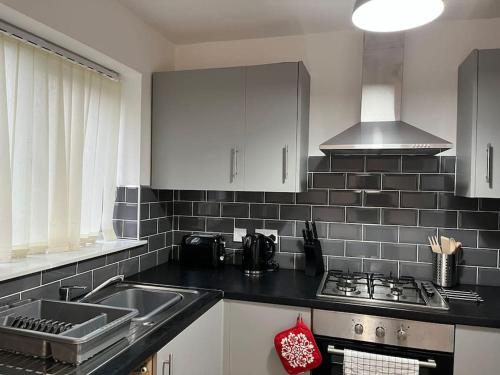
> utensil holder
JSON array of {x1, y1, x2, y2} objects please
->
[{"x1": 432, "y1": 251, "x2": 460, "y2": 287}]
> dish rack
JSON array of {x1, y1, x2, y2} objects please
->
[{"x1": 0, "y1": 299, "x2": 137, "y2": 364}]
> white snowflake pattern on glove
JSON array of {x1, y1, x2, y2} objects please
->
[{"x1": 280, "y1": 332, "x2": 315, "y2": 368}]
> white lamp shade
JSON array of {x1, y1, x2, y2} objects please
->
[{"x1": 352, "y1": 0, "x2": 445, "y2": 32}]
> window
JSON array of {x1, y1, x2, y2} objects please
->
[{"x1": 0, "y1": 32, "x2": 121, "y2": 261}]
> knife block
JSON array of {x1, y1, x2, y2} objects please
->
[{"x1": 303, "y1": 239, "x2": 324, "y2": 277}]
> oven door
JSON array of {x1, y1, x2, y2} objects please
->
[{"x1": 312, "y1": 335, "x2": 454, "y2": 375}]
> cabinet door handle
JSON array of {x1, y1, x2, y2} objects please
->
[
  {"x1": 486, "y1": 143, "x2": 492, "y2": 187},
  {"x1": 282, "y1": 145, "x2": 289, "y2": 184},
  {"x1": 162, "y1": 354, "x2": 173, "y2": 375},
  {"x1": 231, "y1": 148, "x2": 238, "y2": 183}
]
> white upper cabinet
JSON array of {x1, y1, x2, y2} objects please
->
[
  {"x1": 151, "y1": 62, "x2": 310, "y2": 192},
  {"x1": 456, "y1": 49, "x2": 500, "y2": 198}
]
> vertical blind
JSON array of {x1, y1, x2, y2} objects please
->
[{"x1": 0, "y1": 32, "x2": 121, "y2": 261}]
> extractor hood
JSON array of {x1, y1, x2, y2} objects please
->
[{"x1": 320, "y1": 33, "x2": 452, "y2": 155}]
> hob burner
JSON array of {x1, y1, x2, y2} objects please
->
[
  {"x1": 389, "y1": 286, "x2": 404, "y2": 297},
  {"x1": 336, "y1": 280, "x2": 358, "y2": 293}
]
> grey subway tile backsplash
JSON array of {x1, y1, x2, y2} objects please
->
[
  {"x1": 382, "y1": 174, "x2": 418, "y2": 191},
  {"x1": 420, "y1": 174, "x2": 454, "y2": 192},
  {"x1": 313, "y1": 173, "x2": 345, "y2": 189},
  {"x1": 347, "y1": 174, "x2": 381, "y2": 190},
  {"x1": 312, "y1": 206, "x2": 344, "y2": 222},
  {"x1": 402, "y1": 156, "x2": 439, "y2": 173},
  {"x1": 346, "y1": 207, "x2": 380, "y2": 224},
  {"x1": 438, "y1": 193, "x2": 478, "y2": 210},
  {"x1": 250, "y1": 204, "x2": 280, "y2": 219},
  {"x1": 401, "y1": 192, "x2": 437, "y2": 209},
  {"x1": 329, "y1": 190, "x2": 362, "y2": 206},
  {"x1": 207, "y1": 190, "x2": 234, "y2": 202},
  {"x1": 235, "y1": 191, "x2": 264, "y2": 203},
  {"x1": 329, "y1": 223, "x2": 362, "y2": 241},
  {"x1": 382, "y1": 209, "x2": 418, "y2": 226},
  {"x1": 365, "y1": 156, "x2": 401, "y2": 172},
  {"x1": 363, "y1": 259, "x2": 398, "y2": 275},
  {"x1": 222, "y1": 203, "x2": 249, "y2": 218},
  {"x1": 331, "y1": 156, "x2": 364, "y2": 172},
  {"x1": 193, "y1": 202, "x2": 220, "y2": 217},
  {"x1": 419, "y1": 210, "x2": 458, "y2": 228},
  {"x1": 265, "y1": 192, "x2": 295, "y2": 204},
  {"x1": 363, "y1": 225, "x2": 398, "y2": 242},
  {"x1": 363, "y1": 191, "x2": 398, "y2": 208},
  {"x1": 280, "y1": 205, "x2": 311, "y2": 221},
  {"x1": 381, "y1": 243, "x2": 418, "y2": 262},
  {"x1": 459, "y1": 211, "x2": 499, "y2": 230},
  {"x1": 296, "y1": 190, "x2": 329, "y2": 205},
  {"x1": 346, "y1": 241, "x2": 380, "y2": 258},
  {"x1": 308, "y1": 156, "x2": 330, "y2": 172}
]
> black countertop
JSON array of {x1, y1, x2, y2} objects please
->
[{"x1": 128, "y1": 262, "x2": 500, "y2": 329}]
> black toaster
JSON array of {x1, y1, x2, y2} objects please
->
[{"x1": 180, "y1": 234, "x2": 226, "y2": 268}]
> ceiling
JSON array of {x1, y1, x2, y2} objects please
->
[{"x1": 118, "y1": 0, "x2": 500, "y2": 44}]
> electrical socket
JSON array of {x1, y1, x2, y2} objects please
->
[
  {"x1": 233, "y1": 227, "x2": 247, "y2": 242},
  {"x1": 255, "y1": 229, "x2": 278, "y2": 243}
]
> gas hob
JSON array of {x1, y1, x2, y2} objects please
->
[{"x1": 316, "y1": 270, "x2": 449, "y2": 310}]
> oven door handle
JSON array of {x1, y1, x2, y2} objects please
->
[{"x1": 327, "y1": 345, "x2": 437, "y2": 369}]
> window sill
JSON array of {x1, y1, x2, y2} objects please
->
[{"x1": 0, "y1": 239, "x2": 147, "y2": 282}]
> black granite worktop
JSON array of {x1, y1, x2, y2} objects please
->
[{"x1": 128, "y1": 262, "x2": 500, "y2": 329}]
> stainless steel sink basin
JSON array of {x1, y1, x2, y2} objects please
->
[{"x1": 95, "y1": 289, "x2": 182, "y2": 321}]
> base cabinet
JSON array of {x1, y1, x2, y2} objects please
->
[
  {"x1": 223, "y1": 300, "x2": 311, "y2": 375},
  {"x1": 454, "y1": 325, "x2": 500, "y2": 375},
  {"x1": 155, "y1": 301, "x2": 223, "y2": 375}
]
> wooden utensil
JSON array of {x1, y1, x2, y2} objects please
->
[
  {"x1": 428, "y1": 236, "x2": 441, "y2": 253},
  {"x1": 441, "y1": 236, "x2": 450, "y2": 255}
]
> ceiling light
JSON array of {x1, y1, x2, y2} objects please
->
[{"x1": 352, "y1": 0, "x2": 445, "y2": 32}]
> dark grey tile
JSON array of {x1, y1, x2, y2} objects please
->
[
  {"x1": 457, "y1": 266, "x2": 477, "y2": 284},
  {"x1": 265, "y1": 192, "x2": 295, "y2": 204},
  {"x1": 402, "y1": 156, "x2": 439, "y2": 173},
  {"x1": 346, "y1": 241, "x2": 379, "y2": 258},
  {"x1": 173, "y1": 231, "x2": 190, "y2": 246},
  {"x1": 206, "y1": 218, "x2": 234, "y2": 233},
  {"x1": 399, "y1": 262, "x2": 432, "y2": 279},
  {"x1": 382, "y1": 243, "x2": 417, "y2": 261},
  {"x1": 157, "y1": 247, "x2": 172, "y2": 265},
  {"x1": 347, "y1": 174, "x2": 381, "y2": 190},
  {"x1": 459, "y1": 212, "x2": 498, "y2": 230},
  {"x1": 438, "y1": 228, "x2": 478, "y2": 248},
  {"x1": 235, "y1": 191, "x2": 264, "y2": 203},
  {"x1": 328, "y1": 223, "x2": 362, "y2": 240},
  {"x1": 42, "y1": 264, "x2": 77, "y2": 284},
  {"x1": 417, "y1": 245, "x2": 433, "y2": 263},
  {"x1": 312, "y1": 206, "x2": 344, "y2": 222},
  {"x1": 420, "y1": 174, "x2": 454, "y2": 192},
  {"x1": 93, "y1": 264, "x2": 118, "y2": 288},
  {"x1": 296, "y1": 190, "x2": 329, "y2": 205},
  {"x1": 193, "y1": 202, "x2": 220, "y2": 217},
  {"x1": 308, "y1": 156, "x2": 330, "y2": 172},
  {"x1": 363, "y1": 225, "x2": 398, "y2": 242},
  {"x1": 77, "y1": 256, "x2": 106, "y2": 273},
  {"x1": 140, "y1": 204, "x2": 149, "y2": 220},
  {"x1": 346, "y1": 207, "x2": 380, "y2": 224},
  {"x1": 158, "y1": 189, "x2": 174, "y2": 202},
  {"x1": 479, "y1": 198, "x2": 500, "y2": 211},
  {"x1": 313, "y1": 173, "x2": 345, "y2": 189},
  {"x1": 122, "y1": 221, "x2": 138, "y2": 238},
  {"x1": 140, "y1": 252, "x2": 157, "y2": 272},
  {"x1": 165, "y1": 201, "x2": 174, "y2": 216},
  {"x1": 207, "y1": 191, "x2": 234, "y2": 202},
  {"x1": 113, "y1": 220, "x2": 123, "y2": 237},
  {"x1": 119, "y1": 257, "x2": 140, "y2": 277},
  {"x1": 250, "y1": 204, "x2": 279, "y2": 219},
  {"x1": 280, "y1": 237, "x2": 303, "y2": 253},
  {"x1": 125, "y1": 187, "x2": 138, "y2": 203},
  {"x1": 478, "y1": 231, "x2": 500, "y2": 249},
  {"x1": 178, "y1": 216, "x2": 205, "y2": 231},
  {"x1": 158, "y1": 217, "x2": 173, "y2": 232},
  {"x1": 440, "y1": 156, "x2": 456, "y2": 173},
  {"x1": 329, "y1": 190, "x2": 362, "y2": 206},
  {"x1": 166, "y1": 232, "x2": 173, "y2": 247},
  {"x1": 382, "y1": 174, "x2": 418, "y2": 191},
  {"x1": 419, "y1": 210, "x2": 457, "y2": 228},
  {"x1": 363, "y1": 191, "x2": 398, "y2": 208},
  {"x1": 327, "y1": 257, "x2": 362, "y2": 272},
  {"x1": 366, "y1": 156, "x2": 401, "y2": 172},
  {"x1": 140, "y1": 219, "x2": 158, "y2": 237},
  {"x1": 399, "y1": 227, "x2": 437, "y2": 245},
  {"x1": 382, "y1": 209, "x2": 418, "y2": 226},
  {"x1": 141, "y1": 186, "x2": 159, "y2": 203},
  {"x1": 478, "y1": 268, "x2": 500, "y2": 286},
  {"x1": 179, "y1": 190, "x2": 206, "y2": 201},
  {"x1": 296, "y1": 221, "x2": 328, "y2": 238},
  {"x1": 115, "y1": 187, "x2": 126, "y2": 202},
  {"x1": 174, "y1": 201, "x2": 192, "y2": 216},
  {"x1": 460, "y1": 248, "x2": 498, "y2": 267},
  {"x1": 401, "y1": 192, "x2": 437, "y2": 209},
  {"x1": 280, "y1": 205, "x2": 311, "y2": 221},
  {"x1": 148, "y1": 233, "x2": 166, "y2": 251},
  {"x1": 222, "y1": 203, "x2": 249, "y2": 218},
  {"x1": 438, "y1": 193, "x2": 478, "y2": 210},
  {"x1": 235, "y1": 219, "x2": 264, "y2": 233},
  {"x1": 149, "y1": 202, "x2": 166, "y2": 219},
  {"x1": 321, "y1": 240, "x2": 344, "y2": 256},
  {"x1": 113, "y1": 203, "x2": 138, "y2": 220},
  {"x1": 266, "y1": 220, "x2": 295, "y2": 236},
  {"x1": 61, "y1": 271, "x2": 93, "y2": 292},
  {"x1": 22, "y1": 282, "x2": 60, "y2": 300},
  {"x1": 331, "y1": 156, "x2": 364, "y2": 172},
  {"x1": 0, "y1": 293, "x2": 20, "y2": 306},
  {"x1": 106, "y1": 250, "x2": 129, "y2": 265},
  {"x1": 274, "y1": 252, "x2": 295, "y2": 269},
  {"x1": 308, "y1": 174, "x2": 313, "y2": 189},
  {"x1": 363, "y1": 259, "x2": 398, "y2": 275}
]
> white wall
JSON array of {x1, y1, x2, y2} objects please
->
[
  {"x1": 175, "y1": 17, "x2": 500, "y2": 156},
  {"x1": 0, "y1": 0, "x2": 175, "y2": 185}
]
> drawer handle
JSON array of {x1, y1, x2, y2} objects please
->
[
  {"x1": 283, "y1": 144, "x2": 289, "y2": 183},
  {"x1": 162, "y1": 353, "x2": 173, "y2": 375},
  {"x1": 486, "y1": 143, "x2": 492, "y2": 187}
]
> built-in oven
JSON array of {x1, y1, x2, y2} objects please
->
[{"x1": 312, "y1": 309, "x2": 454, "y2": 375}]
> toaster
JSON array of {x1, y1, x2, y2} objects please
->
[{"x1": 180, "y1": 234, "x2": 226, "y2": 268}]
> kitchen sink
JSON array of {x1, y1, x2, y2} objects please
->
[{"x1": 95, "y1": 288, "x2": 182, "y2": 321}]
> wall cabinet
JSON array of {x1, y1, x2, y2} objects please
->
[
  {"x1": 155, "y1": 301, "x2": 223, "y2": 375},
  {"x1": 223, "y1": 300, "x2": 311, "y2": 375},
  {"x1": 454, "y1": 325, "x2": 500, "y2": 375},
  {"x1": 152, "y1": 62, "x2": 310, "y2": 192},
  {"x1": 456, "y1": 49, "x2": 500, "y2": 198}
]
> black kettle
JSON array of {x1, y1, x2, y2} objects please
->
[{"x1": 242, "y1": 233, "x2": 277, "y2": 276}]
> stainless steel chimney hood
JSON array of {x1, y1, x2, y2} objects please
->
[{"x1": 320, "y1": 33, "x2": 452, "y2": 155}]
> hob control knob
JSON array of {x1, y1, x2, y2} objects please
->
[
  {"x1": 397, "y1": 328, "x2": 408, "y2": 341},
  {"x1": 354, "y1": 324, "x2": 364, "y2": 335},
  {"x1": 375, "y1": 327, "x2": 385, "y2": 338}
]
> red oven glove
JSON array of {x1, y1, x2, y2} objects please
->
[{"x1": 274, "y1": 316, "x2": 322, "y2": 374}]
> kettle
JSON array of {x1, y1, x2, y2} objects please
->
[{"x1": 242, "y1": 233, "x2": 278, "y2": 276}]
